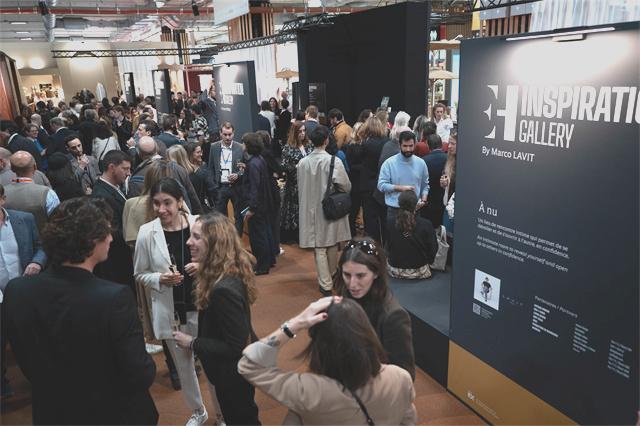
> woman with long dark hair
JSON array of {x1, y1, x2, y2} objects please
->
[
  {"x1": 133, "y1": 178, "x2": 209, "y2": 425},
  {"x1": 333, "y1": 237, "x2": 416, "y2": 379},
  {"x1": 92, "y1": 119, "x2": 120, "y2": 161},
  {"x1": 179, "y1": 107, "x2": 193, "y2": 134},
  {"x1": 256, "y1": 130, "x2": 283, "y2": 258},
  {"x1": 238, "y1": 296, "x2": 416, "y2": 424},
  {"x1": 279, "y1": 121, "x2": 313, "y2": 243},
  {"x1": 386, "y1": 191, "x2": 438, "y2": 279},
  {"x1": 173, "y1": 212, "x2": 261, "y2": 425}
]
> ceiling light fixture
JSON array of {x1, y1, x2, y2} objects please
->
[
  {"x1": 11, "y1": 22, "x2": 28, "y2": 25},
  {"x1": 16, "y1": 31, "x2": 30, "y2": 34},
  {"x1": 155, "y1": 1, "x2": 165, "y2": 7},
  {"x1": 506, "y1": 26, "x2": 615, "y2": 41},
  {"x1": 20, "y1": 37, "x2": 33, "y2": 40},
  {"x1": 38, "y1": 1, "x2": 50, "y2": 16},
  {"x1": 192, "y1": 0, "x2": 200, "y2": 16}
]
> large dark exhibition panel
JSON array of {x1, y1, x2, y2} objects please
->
[
  {"x1": 213, "y1": 61, "x2": 258, "y2": 140},
  {"x1": 296, "y1": 2, "x2": 428, "y2": 123},
  {"x1": 449, "y1": 21, "x2": 639, "y2": 425}
]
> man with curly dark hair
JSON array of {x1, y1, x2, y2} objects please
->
[{"x1": 2, "y1": 197, "x2": 158, "y2": 425}]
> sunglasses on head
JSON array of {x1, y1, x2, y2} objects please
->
[{"x1": 345, "y1": 240, "x2": 378, "y2": 256}]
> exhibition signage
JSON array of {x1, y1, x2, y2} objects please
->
[
  {"x1": 123, "y1": 72, "x2": 136, "y2": 105},
  {"x1": 308, "y1": 83, "x2": 327, "y2": 117},
  {"x1": 151, "y1": 69, "x2": 171, "y2": 114},
  {"x1": 449, "y1": 22, "x2": 639, "y2": 425},
  {"x1": 213, "y1": 61, "x2": 258, "y2": 140},
  {"x1": 213, "y1": 0, "x2": 249, "y2": 25}
]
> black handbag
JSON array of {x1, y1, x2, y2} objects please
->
[{"x1": 322, "y1": 155, "x2": 351, "y2": 220}]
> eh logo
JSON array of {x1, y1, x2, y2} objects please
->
[{"x1": 484, "y1": 85, "x2": 518, "y2": 141}]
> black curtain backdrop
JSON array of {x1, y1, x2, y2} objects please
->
[{"x1": 297, "y1": 2, "x2": 428, "y2": 124}]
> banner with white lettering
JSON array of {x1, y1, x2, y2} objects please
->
[
  {"x1": 213, "y1": 61, "x2": 258, "y2": 140},
  {"x1": 450, "y1": 22, "x2": 639, "y2": 424}
]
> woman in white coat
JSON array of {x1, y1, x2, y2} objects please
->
[{"x1": 133, "y1": 177, "x2": 208, "y2": 426}]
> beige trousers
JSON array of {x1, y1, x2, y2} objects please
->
[
  {"x1": 314, "y1": 244, "x2": 338, "y2": 290},
  {"x1": 164, "y1": 311, "x2": 204, "y2": 412}
]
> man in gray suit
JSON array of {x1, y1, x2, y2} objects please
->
[
  {"x1": 208, "y1": 121, "x2": 245, "y2": 234},
  {"x1": 0, "y1": 183, "x2": 46, "y2": 399}
]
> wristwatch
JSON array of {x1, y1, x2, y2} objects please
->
[{"x1": 280, "y1": 322, "x2": 296, "y2": 339}]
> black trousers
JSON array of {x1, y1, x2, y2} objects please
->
[
  {"x1": 269, "y1": 200, "x2": 281, "y2": 257},
  {"x1": 348, "y1": 189, "x2": 364, "y2": 237},
  {"x1": 216, "y1": 184, "x2": 243, "y2": 235},
  {"x1": 211, "y1": 366, "x2": 261, "y2": 425},
  {"x1": 422, "y1": 201, "x2": 445, "y2": 229},
  {"x1": 248, "y1": 212, "x2": 275, "y2": 272},
  {"x1": 362, "y1": 192, "x2": 387, "y2": 244}
]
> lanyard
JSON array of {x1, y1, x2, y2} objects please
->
[{"x1": 222, "y1": 149, "x2": 232, "y2": 165}]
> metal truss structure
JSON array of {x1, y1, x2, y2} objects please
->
[
  {"x1": 218, "y1": 13, "x2": 335, "y2": 52},
  {"x1": 431, "y1": 0, "x2": 540, "y2": 25},
  {"x1": 469, "y1": 0, "x2": 541, "y2": 11},
  {"x1": 51, "y1": 13, "x2": 335, "y2": 58},
  {"x1": 50, "y1": 1, "x2": 541, "y2": 58},
  {"x1": 51, "y1": 46, "x2": 221, "y2": 58}
]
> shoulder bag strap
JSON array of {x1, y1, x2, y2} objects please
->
[
  {"x1": 349, "y1": 389, "x2": 375, "y2": 425},
  {"x1": 98, "y1": 139, "x2": 111, "y2": 160},
  {"x1": 324, "y1": 155, "x2": 336, "y2": 198}
]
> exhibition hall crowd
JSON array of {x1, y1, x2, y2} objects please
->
[{"x1": 0, "y1": 82, "x2": 457, "y2": 425}]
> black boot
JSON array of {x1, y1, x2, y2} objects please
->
[{"x1": 163, "y1": 341, "x2": 181, "y2": 391}]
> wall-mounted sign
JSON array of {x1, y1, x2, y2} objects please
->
[
  {"x1": 213, "y1": 61, "x2": 258, "y2": 140},
  {"x1": 151, "y1": 69, "x2": 171, "y2": 114}
]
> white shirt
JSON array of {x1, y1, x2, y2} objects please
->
[
  {"x1": 0, "y1": 209, "x2": 21, "y2": 292},
  {"x1": 220, "y1": 143, "x2": 233, "y2": 183},
  {"x1": 435, "y1": 117, "x2": 454, "y2": 143},
  {"x1": 259, "y1": 110, "x2": 276, "y2": 137}
]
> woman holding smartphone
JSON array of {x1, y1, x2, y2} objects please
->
[
  {"x1": 173, "y1": 212, "x2": 261, "y2": 425},
  {"x1": 133, "y1": 177, "x2": 210, "y2": 426}
]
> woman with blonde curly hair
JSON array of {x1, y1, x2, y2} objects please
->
[{"x1": 173, "y1": 211, "x2": 261, "y2": 425}]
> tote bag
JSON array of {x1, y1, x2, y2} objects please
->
[{"x1": 430, "y1": 225, "x2": 449, "y2": 271}]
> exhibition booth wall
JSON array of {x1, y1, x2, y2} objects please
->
[
  {"x1": 451, "y1": 21, "x2": 639, "y2": 424},
  {"x1": 296, "y1": 2, "x2": 428, "y2": 123}
]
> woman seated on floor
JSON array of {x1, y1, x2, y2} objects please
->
[
  {"x1": 238, "y1": 296, "x2": 417, "y2": 425},
  {"x1": 385, "y1": 190, "x2": 438, "y2": 279}
]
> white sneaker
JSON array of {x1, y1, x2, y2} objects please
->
[
  {"x1": 214, "y1": 413, "x2": 226, "y2": 426},
  {"x1": 186, "y1": 407, "x2": 208, "y2": 426},
  {"x1": 279, "y1": 247, "x2": 285, "y2": 256},
  {"x1": 145, "y1": 343, "x2": 163, "y2": 354}
]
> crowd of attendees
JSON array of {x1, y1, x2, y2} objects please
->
[{"x1": 0, "y1": 83, "x2": 457, "y2": 425}]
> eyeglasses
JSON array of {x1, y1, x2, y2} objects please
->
[{"x1": 345, "y1": 239, "x2": 378, "y2": 256}]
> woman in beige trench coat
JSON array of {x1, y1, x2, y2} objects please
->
[{"x1": 297, "y1": 125, "x2": 352, "y2": 294}]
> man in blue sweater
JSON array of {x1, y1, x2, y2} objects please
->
[{"x1": 377, "y1": 130, "x2": 430, "y2": 224}]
